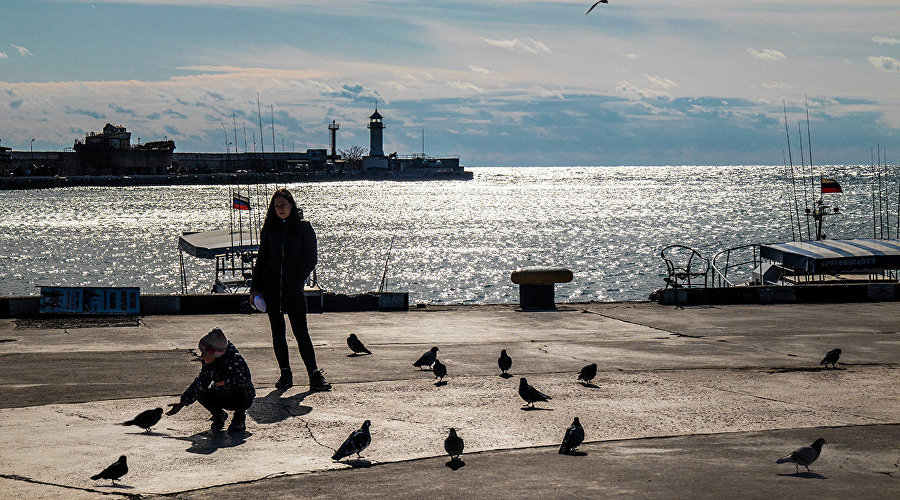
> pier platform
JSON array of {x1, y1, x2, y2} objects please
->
[{"x1": 1, "y1": 302, "x2": 898, "y2": 498}]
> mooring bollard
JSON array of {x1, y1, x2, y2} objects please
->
[{"x1": 510, "y1": 267, "x2": 573, "y2": 310}]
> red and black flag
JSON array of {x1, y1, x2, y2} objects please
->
[{"x1": 821, "y1": 178, "x2": 842, "y2": 194}]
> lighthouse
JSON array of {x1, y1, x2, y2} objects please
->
[{"x1": 367, "y1": 108, "x2": 384, "y2": 157}]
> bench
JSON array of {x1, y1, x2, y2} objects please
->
[{"x1": 510, "y1": 267, "x2": 573, "y2": 310}]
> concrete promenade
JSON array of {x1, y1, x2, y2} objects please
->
[{"x1": 0, "y1": 302, "x2": 898, "y2": 498}]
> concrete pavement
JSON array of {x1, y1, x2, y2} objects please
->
[{"x1": 0, "y1": 302, "x2": 898, "y2": 498}]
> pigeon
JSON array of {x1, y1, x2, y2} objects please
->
[
  {"x1": 90, "y1": 455, "x2": 128, "y2": 484},
  {"x1": 577, "y1": 363, "x2": 598, "y2": 384},
  {"x1": 347, "y1": 333, "x2": 372, "y2": 355},
  {"x1": 776, "y1": 438, "x2": 826, "y2": 472},
  {"x1": 433, "y1": 359, "x2": 447, "y2": 382},
  {"x1": 444, "y1": 428, "x2": 464, "y2": 460},
  {"x1": 120, "y1": 408, "x2": 163, "y2": 433},
  {"x1": 518, "y1": 377, "x2": 552, "y2": 408},
  {"x1": 820, "y1": 348, "x2": 841, "y2": 369},
  {"x1": 413, "y1": 346, "x2": 439, "y2": 369},
  {"x1": 559, "y1": 417, "x2": 585, "y2": 454},
  {"x1": 586, "y1": 0, "x2": 608, "y2": 15},
  {"x1": 331, "y1": 420, "x2": 372, "y2": 461},
  {"x1": 498, "y1": 349, "x2": 512, "y2": 375}
]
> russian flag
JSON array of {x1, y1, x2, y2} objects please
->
[
  {"x1": 233, "y1": 193, "x2": 251, "y2": 210},
  {"x1": 821, "y1": 178, "x2": 842, "y2": 194}
]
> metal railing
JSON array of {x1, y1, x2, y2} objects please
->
[{"x1": 710, "y1": 244, "x2": 761, "y2": 287}]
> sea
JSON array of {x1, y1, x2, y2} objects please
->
[{"x1": 1, "y1": 166, "x2": 894, "y2": 303}]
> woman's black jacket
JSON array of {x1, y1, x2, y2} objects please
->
[{"x1": 250, "y1": 217, "x2": 317, "y2": 310}]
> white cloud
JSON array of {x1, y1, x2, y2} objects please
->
[
  {"x1": 623, "y1": 53, "x2": 638, "y2": 59},
  {"x1": 645, "y1": 74, "x2": 678, "y2": 88},
  {"x1": 868, "y1": 55, "x2": 900, "y2": 73},
  {"x1": 481, "y1": 37, "x2": 551, "y2": 55},
  {"x1": 0, "y1": 51, "x2": 7, "y2": 59},
  {"x1": 747, "y1": 48, "x2": 786, "y2": 60},
  {"x1": 11, "y1": 44, "x2": 33, "y2": 57},
  {"x1": 872, "y1": 36, "x2": 900, "y2": 45},
  {"x1": 447, "y1": 80, "x2": 482, "y2": 92},
  {"x1": 616, "y1": 81, "x2": 674, "y2": 101},
  {"x1": 468, "y1": 65, "x2": 495, "y2": 75}
]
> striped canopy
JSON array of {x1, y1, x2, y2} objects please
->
[{"x1": 760, "y1": 238, "x2": 900, "y2": 273}]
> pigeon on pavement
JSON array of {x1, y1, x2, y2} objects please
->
[
  {"x1": 776, "y1": 438, "x2": 826, "y2": 472},
  {"x1": 498, "y1": 349, "x2": 512, "y2": 375},
  {"x1": 332, "y1": 420, "x2": 372, "y2": 461},
  {"x1": 577, "y1": 363, "x2": 598, "y2": 384},
  {"x1": 347, "y1": 333, "x2": 372, "y2": 355},
  {"x1": 820, "y1": 349, "x2": 841, "y2": 369},
  {"x1": 518, "y1": 377, "x2": 552, "y2": 408},
  {"x1": 444, "y1": 428, "x2": 464, "y2": 460},
  {"x1": 90, "y1": 455, "x2": 128, "y2": 484},
  {"x1": 413, "y1": 346, "x2": 439, "y2": 369},
  {"x1": 559, "y1": 417, "x2": 585, "y2": 454},
  {"x1": 120, "y1": 408, "x2": 163, "y2": 433},
  {"x1": 433, "y1": 359, "x2": 447, "y2": 383}
]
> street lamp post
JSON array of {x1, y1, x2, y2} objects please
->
[{"x1": 30, "y1": 138, "x2": 35, "y2": 167}]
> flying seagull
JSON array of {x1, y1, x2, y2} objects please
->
[
  {"x1": 776, "y1": 438, "x2": 826, "y2": 472},
  {"x1": 559, "y1": 417, "x2": 585, "y2": 455},
  {"x1": 347, "y1": 333, "x2": 372, "y2": 355},
  {"x1": 413, "y1": 346, "x2": 439, "y2": 369},
  {"x1": 90, "y1": 455, "x2": 128, "y2": 484},
  {"x1": 820, "y1": 348, "x2": 841, "y2": 369},
  {"x1": 332, "y1": 420, "x2": 372, "y2": 461},
  {"x1": 586, "y1": 0, "x2": 608, "y2": 15},
  {"x1": 120, "y1": 408, "x2": 163, "y2": 433},
  {"x1": 444, "y1": 428, "x2": 464, "y2": 460},
  {"x1": 577, "y1": 363, "x2": 598, "y2": 384},
  {"x1": 498, "y1": 349, "x2": 512, "y2": 375},
  {"x1": 518, "y1": 377, "x2": 552, "y2": 408}
]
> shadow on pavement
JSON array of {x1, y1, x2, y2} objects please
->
[
  {"x1": 579, "y1": 382, "x2": 600, "y2": 389},
  {"x1": 445, "y1": 458, "x2": 466, "y2": 470},
  {"x1": 777, "y1": 472, "x2": 827, "y2": 479},
  {"x1": 521, "y1": 406, "x2": 553, "y2": 411},
  {"x1": 248, "y1": 388, "x2": 312, "y2": 424},
  {"x1": 167, "y1": 430, "x2": 253, "y2": 455}
]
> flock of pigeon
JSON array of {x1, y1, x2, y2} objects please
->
[{"x1": 90, "y1": 336, "x2": 844, "y2": 484}]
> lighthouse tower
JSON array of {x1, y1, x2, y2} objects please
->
[{"x1": 367, "y1": 108, "x2": 385, "y2": 157}]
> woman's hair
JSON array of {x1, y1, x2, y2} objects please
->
[{"x1": 263, "y1": 187, "x2": 303, "y2": 228}]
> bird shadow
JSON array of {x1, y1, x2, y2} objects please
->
[
  {"x1": 167, "y1": 430, "x2": 253, "y2": 455},
  {"x1": 123, "y1": 429, "x2": 170, "y2": 437},
  {"x1": 560, "y1": 450, "x2": 588, "y2": 457},
  {"x1": 578, "y1": 382, "x2": 600, "y2": 389},
  {"x1": 339, "y1": 458, "x2": 372, "y2": 468},
  {"x1": 521, "y1": 406, "x2": 553, "y2": 411},
  {"x1": 499, "y1": 373, "x2": 512, "y2": 379},
  {"x1": 778, "y1": 472, "x2": 827, "y2": 479},
  {"x1": 434, "y1": 380, "x2": 448, "y2": 387},
  {"x1": 247, "y1": 388, "x2": 313, "y2": 424},
  {"x1": 445, "y1": 458, "x2": 466, "y2": 470},
  {"x1": 95, "y1": 483, "x2": 135, "y2": 490}
]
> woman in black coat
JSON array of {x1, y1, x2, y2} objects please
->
[{"x1": 250, "y1": 188, "x2": 330, "y2": 391}]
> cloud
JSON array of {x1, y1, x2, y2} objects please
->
[
  {"x1": 872, "y1": 36, "x2": 900, "y2": 45},
  {"x1": 164, "y1": 108, "x2": 189, "y2": 119},
  {"x1": 66, "y1": 108, "x2": 105, "y2": 119},
  {"x1": 109, "y1": 103, "x2": 136, "y2": 115},
  {"x1": 0, "y1": 51, "x2": 7, "y2": 59},
  {"x1": 468, "y1": 65, "x2": 495, "y2": 75},
  {"x1": 868, "y1": 56, "x2": 900, "y2": 73},
  {"x1": 747, "y1": 48, "x2": 786, "y2": 60},
  {"x1": 11, "y1": 44, "x2": 33, "y2": 57},
  {"x1": 10, "y1": 100, "x2": 23, "y2": 108},
  {"x1": 447, "y1": 81, "x2": 481, "y2": 92},
  {"x1": 617, "y1": 82, "x2": 674, "y2": 101},
  {"x1": 645, "y1": 75, "x2": 678, "y2": 89},
  {"x1": 482, "y1": 37, "x2": 551, "y2": 55},
  {"x1": 163, "y1": 125, "x2": 180, "y2": 137}
]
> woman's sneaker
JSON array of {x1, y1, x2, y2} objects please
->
[
  {"x1": 275, "y1": 369, "x2": 293, "y2": 389},
  {"x1": 209, "y1": 409, "x2": 227, "y2": 432},
  {"x1": 309, "y1": 369, "x2": 332, "y2": 391}
]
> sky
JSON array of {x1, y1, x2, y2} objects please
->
[{"x1": 1, "y1": 0, "x2": 898, "y2": 166}]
